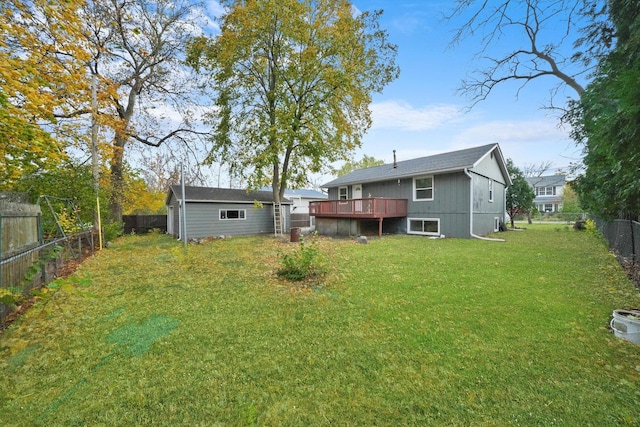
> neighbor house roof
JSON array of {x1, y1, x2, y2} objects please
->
[
  {"x1": 259, "y1": 187, "x2": 327, "y2": 199},
  {"x1": 323, "y1": 143, "x2": 511, "y2": 187},
  {"x1": 525, "y1": 175, "x2": 566, "y2": 188},
  {"x1": 283, "y1": 189, "x2": 327, "y2": 199},
  {"x1": 166, "y1": 185, "x2": 292, "y2": 205}
]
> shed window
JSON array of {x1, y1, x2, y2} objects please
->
[
  {"x1": 407, "y1": 218, "x2": 440, "y2": 236},
  {"x1": 413, "y1": 176, "x2": 434, "y2": 201},
  {"x1": 220, "y1": 209, "x2": 246, "y2": 220}
]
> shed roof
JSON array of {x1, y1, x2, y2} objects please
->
[
  {"x1": 323, "y1": 143, "x2": 510, "y2": 187},
  {"x1": 166, "y1": 185, "x2": 292, "y2": 205}
]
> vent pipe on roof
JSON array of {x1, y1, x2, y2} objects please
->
[{"x1": 393, "y1": 150, "x2": 397, "y2": 168}]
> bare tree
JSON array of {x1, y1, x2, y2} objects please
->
[
  {"x1": 84, "y1": 0, "x2": 208, "y2": 222},
  {"x1": 523, "y1": 162, "x2": 554, "y2": 179},
  {"x1": 447, "y1": 0, "x2": 607, "y2": 109}
]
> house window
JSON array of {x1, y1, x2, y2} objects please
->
[
  {"x1": 219, "y1": 209, "x2": 246, "y2": 220},
  {"x1": 407, "y1": 218, "x2": 440, "y2": 236},
  {"x1": 536, "y1": 186, "x2": 556, "y2": 196},
  {"x1": 494, "y1": 217, "x2": 500, "y2": 232},
  {"x1": 413, "y1": 176, "x2": 434, "y2": 201},
  {"x1": 489, "y1": 180, "x2": 494, "y2": 202},
  {"x1": 338, "y1": 186, "x2": 348, "y2": 201}
]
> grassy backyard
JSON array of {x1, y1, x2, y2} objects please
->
[{"x1": 1, "y1": 225, "x2": 640, "y2": 425}]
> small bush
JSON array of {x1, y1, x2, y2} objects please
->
[
  {"x1": 102, "y1": 221, "x2": 124, "y2": 243},
  {"x1": 584, "y1": 218, "x2": 598, "y2": 235},
  {"x1": 277, "y1": 233, "x2": 326, "y2": 281}
]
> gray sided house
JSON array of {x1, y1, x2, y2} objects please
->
[
  {"x1": 165, "y1": 186, "x2": 291, "y2": 239},
  {"x1": 311, "y1": 144, "x2": 512, "y2": 238}
]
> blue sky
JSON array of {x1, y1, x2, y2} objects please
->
[
  {"x1": 346, "y1": 0, "x2": 583, "y2": 174},
  {"x1": 200, "y1": 0, "x2": 587, "y2": 182}
]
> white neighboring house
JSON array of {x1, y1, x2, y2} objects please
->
[
  {"x1": 261, "y1": 188, "x2": 328, "y2": 228},
  {"x1": 284, "y1": 189, "x2": 327, "y2": 228},
  {"x1": 526, "y1": 175, "x2": 566, "y2": 213},
  {"x1": 284, "y1": 189, "x2": 328, "y2": 214}
]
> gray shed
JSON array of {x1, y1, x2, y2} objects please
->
[{"x1": 165, "y1": 186, "x2": 292, "y2": 239}]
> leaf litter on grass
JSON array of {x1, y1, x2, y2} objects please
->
[{"x1": 2, "y1": 230, "x2": 640, "y2": 425}]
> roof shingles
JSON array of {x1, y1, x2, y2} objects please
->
[
  {"x1": 168, "y1": 185, "x2": 291, "y2": 204},
  {"x1": 323, "y1": 144, "x2": 501, "y2": 187}
]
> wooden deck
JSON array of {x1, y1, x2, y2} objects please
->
[{"x1": 309, "y1": 198, "x2": 408, "y2": 236}]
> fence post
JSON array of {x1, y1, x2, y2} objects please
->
[
  {"x1": 0, "y1": 212, "x2": 3, "y2": 287},
  {"x1": 39, "y1": 244, "x2": 46, "y2": 288},
  {"x1": 631, "y1": 219, "x2": 636, "y2": 264}
]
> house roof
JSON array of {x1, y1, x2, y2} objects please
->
[
  {"x1": 525, "y1": 175, "x2": 566, "y2": 187},
  {"x1": 283, "y1": 189, "x2": 328, "y2": 199},
  {"x1": 323, "y1": 143, "x2": 511, "y2": 187},
  {"x1": 166, "y1": 185, "x2": 292, "y2": 205}
]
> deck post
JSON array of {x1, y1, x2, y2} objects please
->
[{"x1": 378, "y1": 218, "x2": 383, "y2": 237}]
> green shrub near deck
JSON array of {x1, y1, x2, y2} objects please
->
[{"x1": 1, "y1": 225, "x2": 639, "y2": 426}]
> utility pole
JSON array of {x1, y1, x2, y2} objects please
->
[
  {"x1": 91, "y1": 69, "x2": 103, "y2": 249},
  {"x1": 180, "y1": 163, "x2": 187, "y2": 249}
]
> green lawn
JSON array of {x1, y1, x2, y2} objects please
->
[{"x1": 1, "y1": 225, "x2": 640, "y2": 426}]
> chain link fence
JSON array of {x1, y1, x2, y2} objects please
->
[
  {"x1": 0, "y1": 231, "x2": 97, "y2": 320},
  {"x1": 1, "y1": 193, "x2": 98, "y2": 321},
  {"x1": 594, "y1": 218, "x2": 639, "y2": 263}
]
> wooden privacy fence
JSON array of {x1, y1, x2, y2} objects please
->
[
  {"x1": 290, "y1": 213, "x2": 311, "y2": 229},
  {"x1": 1, "y1": 198, "x2": 98, "y2": 320},
  {"x1": 123, "y1": 215, "x2": 167, "y2": 234},
  {"x1": 1, "y1": 199, "x2": 41, "y2": 258}
]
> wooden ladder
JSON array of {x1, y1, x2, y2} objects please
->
[{"x1": 273, "y1": 203, "x2": 284, "y2": 236}]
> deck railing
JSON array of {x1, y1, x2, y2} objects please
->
[{"x1": 309, "y1": 198, "x2": 408, "y2": 219}]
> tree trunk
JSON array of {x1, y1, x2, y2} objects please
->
[{"x1": 109, "y1": 135, "x2": 127, "y2": 223}]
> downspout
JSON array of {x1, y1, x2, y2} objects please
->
[{"x1": 464, "y1": 168, "x2": 505, "y2": 242}]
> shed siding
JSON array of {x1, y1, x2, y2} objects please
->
[
  {"x1": 167, "y1": 195, "x2": 180, "y2": 238},
  {"x1": 184, "y1": 202, "x2": 287, "y2": 238},
  {"x1": 166, "y1": 196, "x2": 289, "y2": 239}
]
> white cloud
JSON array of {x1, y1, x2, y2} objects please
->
[
  {"x1": 452, "y1": 119, "x2": 570, "y2": 145},
  {"x1": 371, "y1": 100, "x2": 463, "y2": 131},
  {"x1": 197, "y1": 0, "x2": 224, "y2": 34},
  {"x1": 448, "y1": 119, "x2": 579, "y2": 168},
  {"x1": 204, "y1": 0, "x2": 225, "y2": 17}
]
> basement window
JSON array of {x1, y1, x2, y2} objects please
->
[{"x1": 407, "y1": 218, "x2": 440, "y2": 236}]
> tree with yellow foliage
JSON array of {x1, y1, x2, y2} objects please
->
[{"x1": 0, "y1": 0, "x2": 91, "y2": 187}]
